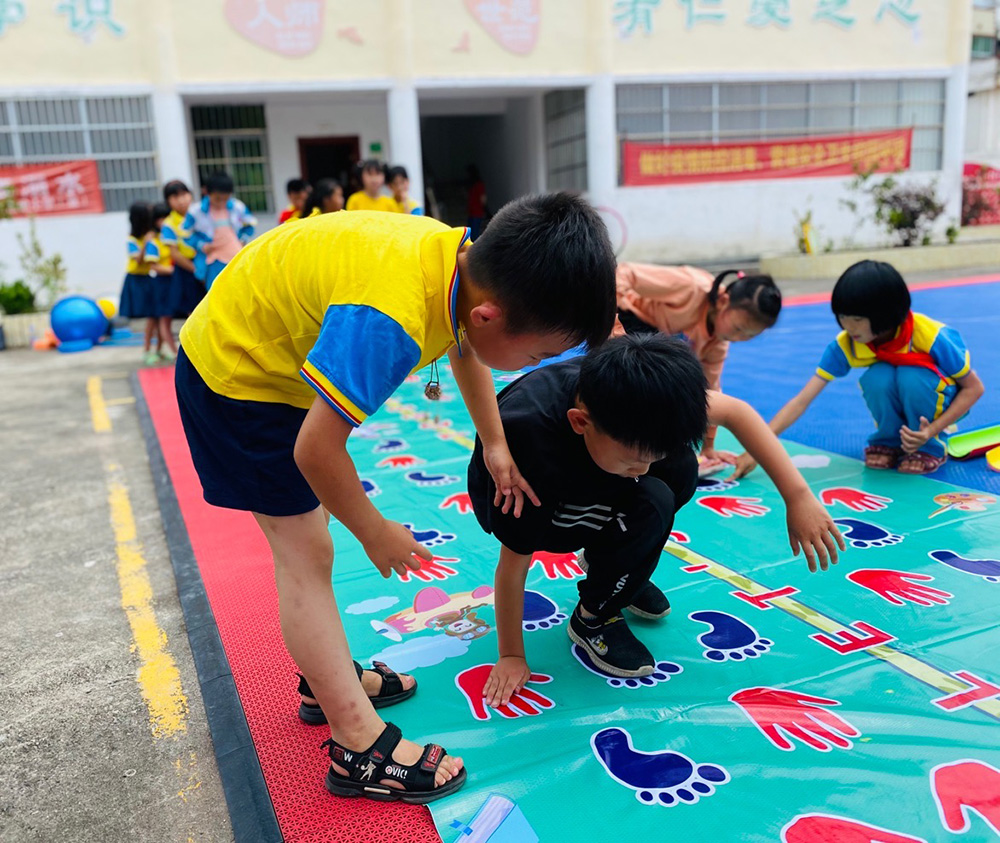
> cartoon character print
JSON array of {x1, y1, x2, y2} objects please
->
[
  {"x1": 929, "y1": 492, "x2": 996, "y2": 518},
  {"x1": 372, "y1": 585, "x2": 495, "y2": 643}
]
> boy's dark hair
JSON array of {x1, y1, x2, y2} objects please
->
[
  {"x1": 128, "y1": 201, "x2": 153, "y2": 239},
  {"x1": 302, "y1": 178, "x2": 342, "y2": 217},
  {"x1": 151, "y1": 202, "x2": 170, "y2": 222},
  {"x1": 831, "y1": 260, "x2": 910, "y2": 336},
  {"x1": 578, "y1": 334, "x2": 708, "y2": 457},
  {"x1": 465, "y1": 192, "x2": 616, "y2": 350},
  {"x1": 709, "y1": 269, "x2": 782, "y2": 328},
  {"x1": 205, "y1": 171, "x2": 234, "y2": 195},
  {"x1": 360, "y1": 159, "x2": 385, "y2": 176},
  {"x1": 286, "y1": 178, "x2": 309, "y2": 195},
  {"x1": 386, "y1": 165, "x2": 408, "y2": 182},
  {"x1": 163, "y1": 179, "x2": 190, "y2": 202}
]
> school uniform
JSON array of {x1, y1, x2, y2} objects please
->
[
  {"x1": 345, "y1": 191, "x2": 399, "y2": 213},
  {"x1": 816, "y1": 311, "x2": 972, "y2": 459},
  {"x1": 161, "y1": 209, "x2": 204, "y2": 315},
  {"x1": 177, "y1": 212, "x2": 470, "y2": 516},
  {"x1": 118, "y1": 236, "x2": 155, "y2": 319},
  {"x1": 181, "y1": 196, "x2": 257, "y2": 288},
  {"x1": 144, "y1": 236, "x2": 177, "y2": 318},
  {"x1": 467, "y1": 359, "x2": 698, "y2": 620}
]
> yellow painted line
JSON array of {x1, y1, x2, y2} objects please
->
[
  {"x1": 665, "y1": 542, "x2": 1000, "y2": 720},
  {"x1": 87, "y1": 376, "x2": 111, "y2": 433},
  {"x1": 107, "y1": 462, "x2": 189, "y2": 738},
  {"x1": 106, "y1": 396, "x2": 137, "y2": 407}
]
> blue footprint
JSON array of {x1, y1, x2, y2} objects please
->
[
  {"x1": 696, "y1": 476, "x2": 739, "y2": 493},
  {"x1": 373, "y1": 438, "x2": 407, "y2": 453},
  {"x1": 930, "y1": 549, "x2": 1000, "y2": 583},
  {"x1": 833, "y1": 518, "x2": 903, "y2": 549},
  {"x1": 522, "y1": 591, "x2": 567, "y2": 631},
  {"x1": 591, "y1": 728, "x2": 729, "y2": 806},
  {"x1": 360, "y1": 479, "x2": 381, "y2": 498},
  {"x1": 405, "y1": 471, "x2": 460, "y2": 487},
  {"x1": 572, "y1": 645, "x2": 681, "y2": 689},
  {"x1": 403, "y1": 524, "x2": 456, "y2": 548},
  {"x1": 689, "y1": 610, "x2": 773, "y2": 662}
]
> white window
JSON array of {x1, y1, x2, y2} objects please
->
[
  {"x1": 190, "y1": 105, "x2": 273, "y2": 214},
  {"x1": 544, "y1": 90, "x2": 588, "y2": 192}
]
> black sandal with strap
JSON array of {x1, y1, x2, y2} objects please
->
[
  {"x1": 298, "y1": 661, "x2": 417, "y2": 724},
  {"x1": 321, "y1": 722, "x2": 467, "y2": 804}
]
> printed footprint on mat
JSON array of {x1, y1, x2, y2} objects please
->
[
  {"x1": 572, "y1": 645, "x2": 682, "y2": 689},
  {"x1": 405, "y1": 471, "x2": 460, "y2": 487},
  {"x1": 689, "y1": 610, "x2": 773, "y2": 662},
  {"x1": 833, "y1": 518, "x2": 903, "y2": 549},
  {"x1": 591, "y1": 728, "x2": 729, "y2": 806},
  {"x1": 403, "y1": 524, "x2": 456, "y2": 548},
  {"x1": 522, "y1": 591, "x2": 567, "y2": 631},
  {"x1": 360, "y1": 479, "x2": 380, "y2": 498},
  {"x1": 929, "y1": 550, "x2": 1000, "y2": 583},
  {"x1": 696, "y1": 475, "x2": 739, "y2": 493},
  {"x1": 373, "y1": 438, "x2": 407, "y2": 454}
]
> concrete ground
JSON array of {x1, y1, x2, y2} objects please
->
[
  {"x1": 0, "y1": 342, "x2": 232, "y2": 843},
  {"x1": 0, "y1": 262, "x2": 995, "y2": 842}
]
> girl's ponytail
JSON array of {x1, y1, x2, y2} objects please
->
[{"x1": 713, "y1": 270, "x2": 782, "y2": 327}]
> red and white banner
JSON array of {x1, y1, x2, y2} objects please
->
[
  {"x1": 622, "y1": 130, "x2": 913, "y2": 186},
  {"x1": 0, "y1": 160, "x2": 104, "y2": 217},
  {"x1": 962, "y1": 162, "x2": 1000, "y2": 226}
]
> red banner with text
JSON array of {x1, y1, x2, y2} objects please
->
[
  {"x1": 0, "y1": 160, "x2": 104, "y2": 217},
  {"x1": 622, "y1": 130, "x2": 913, "y2": 186}
]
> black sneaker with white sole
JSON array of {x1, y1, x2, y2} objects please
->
[
  {"x1": 626, "y1": 581, "x2": 671, "y2": 620},
  {"x1": 576, "y1": 552, "x2": 671, "y2": 620},
  {"x1": 568, "y1": 607, "x2": 655, "y2": 678}
]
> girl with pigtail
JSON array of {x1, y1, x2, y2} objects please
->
[{"x1": 614, "y1": 263, "x2": 782, "y2": 470}]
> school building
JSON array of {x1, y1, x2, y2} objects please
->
[{"x1": 0, "y1": 0, "x2": 980, "y2": 298}]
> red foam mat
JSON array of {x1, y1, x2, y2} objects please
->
[{"x1": 138, "y1": 367, "x2": 441, "y2": 843}]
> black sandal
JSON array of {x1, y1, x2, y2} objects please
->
[
  {"x1": 322, "y1": 722, "x2": 467, "y2": 804},
  {"x1": 298, "y1": 661, "x2": 417, "y2": 725}
]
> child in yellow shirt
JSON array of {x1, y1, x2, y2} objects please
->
[{"x1": 345, "y1": 160, "x2": 398, "y2": 212}]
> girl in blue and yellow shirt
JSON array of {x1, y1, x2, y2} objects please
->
[
  {"x1": 734, "y1": 260, "x2": 984, "y2": 477},
  {"x1": 119, "y1": 202, "x2": 163, "y2": 366}
]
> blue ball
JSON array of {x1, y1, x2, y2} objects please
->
[{"x1": 50, "y1": 296, "x2": 109, "y2": 348}]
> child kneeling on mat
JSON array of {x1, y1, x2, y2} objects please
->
[
  {"x1": 733, "y1": 261, "x2": 984, "y2": 478},
  {"x1": 175, "y1": 195, "x2": 617, "y2": 804},
  {"x1": 468, "y1": 334, "x2": 844, "y2": 704}
]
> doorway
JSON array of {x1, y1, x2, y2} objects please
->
[{"x1": 297, "y1": 136, "x2": 360, "y2": 190}]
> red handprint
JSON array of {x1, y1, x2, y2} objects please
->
[
  {"x1": 455, "y1": 663, "x2": 555, "y2": 721},
  {"x1": 440, "y1": 492, "x2": 473, "y2": 514},
  {"x1": 821, "y1": 487, "x2": 893, "y2": 512},
  {"x1": 782, "y1": 814, "x2": 926, "y2": 843},
  {"x1": 730, "y1": 686, "x2": 860, "y2": 751},
  {"x1": 932, "y1": 759, "x2": 1000, "y2": 836},
  {"x1": 697, "y1": 496, "x2": 770, "y2": 518},
  {"x1": 669, "y1": 530, "x2": 690, "y2": 544},
  {"x1": 377, "y1": 454, "x2": 421, "y2": 469},
  {"x1": 530, "y1": 551, "x2": 584, "y2": 579},
  {"x1": 396, "y1": 555, "x2": 459, "y2": 583},
  {"x1": 847, "y1": 568, "x2": 953, "y2": 607}
]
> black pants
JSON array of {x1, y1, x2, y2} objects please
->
[
  {"x1": 472, "y1": 450, "x2": 698, "y2": 621},
  {"x1": 617, "y1": 308, "x2": 659, "y2": 336}
]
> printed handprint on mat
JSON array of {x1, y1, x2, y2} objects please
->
[
  {"x1": 572, "y1": 645, "x2": 681, "y2": 689},
  {"x1": 697, "y1": 496, "x2": 770, "y2": 518},
  {"x1": 821, "y1": 487, "x2": 892, "y2": 512},
  {"x1": 395, "y1": 556, "x2": 460, "y2": 583},
  {"x1": 930, "y1": 550, "x2": 1000, "y2": 583},
  {"x1": 782, "y1": 814, "x2": 927, "y2": 843},
  {"x1": 931, "y1": 759, "x2": 1000, "y2": 836},
  {"x1": 833, "y1": 518, "x2": 903, "y2": 549},
  {"x1": 377, "y1": 455, "x2": 422, "y2": 469},
  {"x1": 591, "y1": 728, "x2": 729, "y2": 806},
  {"x1": 440, "y1": 492, "x2": 473, "y2": 513},
  {"x1": 530, "y1": 551, "x2": 584, "y2": 580},
  {"x1": 455, "y1": 663, "x2": 554, "y2": 721},
  {"x1": 730, "y1": 686, "x2": 860, "y2": 751},
  {"x1": 847, "y1": 568, "x2": 953, "y2": 606},
  {"x1": 689, "y1": 611, "x2": 773, "y2": 662}
]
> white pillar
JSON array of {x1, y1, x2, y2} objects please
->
[
  {"x1": 585, "y1": 75, "x2": 617, "y2": 207},
  {"x1": 942, "y1": 63, "x2": 970, "y2": 224},
  {"x1": 388, "y1": 83, "x2": 424, "y2": 210},
  {"x1": 152, "y1": 90, "x2": 193, "y2": 187}
]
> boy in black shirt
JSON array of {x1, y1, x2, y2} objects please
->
[{"x1": 468, "y1": 334, "x2": 844, "y2": 705}]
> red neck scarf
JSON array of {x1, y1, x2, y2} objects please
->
[{"x1": 867, "y1": 312, "x2": 943, "y2": 377}]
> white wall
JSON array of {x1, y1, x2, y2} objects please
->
[
  {"x1": 967, "y1": 87, "x2": 1000, "y2": 163},
  {"x1": 0, "y1": 212, "x2": 128, "y2": 302},
  {"x1": 615, "y1": 168, "x2": 964, "y2": 264},
  {"x1": 265, "y1": 94, "x2": 389, "y2": 207}
]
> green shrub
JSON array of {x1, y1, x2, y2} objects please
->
[{"x1": 0, "y1": 281, "x2": 36, "y2": 315}]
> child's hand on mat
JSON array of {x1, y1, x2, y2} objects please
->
[
  {"x1": 484, "y1": 442, "x2": 541, "y2": 518},
  {"x1": 484, "y1": 656, "x2": 533, "y2": 708},
  {"x1": 900, "y1": 417, "x2": 933, "y2": 453},
  {"x1": 786, "y1": 497, "x2": 845, "y2": 573},
  {"x1": 700, "y1": 447, "x2": 737, "y2": 466},
  {"x1": 364, "y1": 519, "x2": 433, "y2": 579},
  {"x1": 730, "y1": 452, "x2": 758, "y2": 479}
]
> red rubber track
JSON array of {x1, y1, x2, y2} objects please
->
[{"x1": 138, "y1": 367, "x2": 441, "y2": 843}]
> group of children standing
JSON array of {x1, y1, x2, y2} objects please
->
[
  {"x1": 150, "y1": 171, "x2": 983, "y2": 804},
  {"x1": 119, "y1": 172, "x2": 256, "y2": 366}
]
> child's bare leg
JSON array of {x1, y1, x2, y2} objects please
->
[
  {"x1": 254, "y1": 507, "x2": 462, "y2": 789},
  {"x1": 158, "y1": 317, "x2": 177, "y2": 353},
  {"x1": 143, "y1": 318, "x2": 156, "y2": 351}
]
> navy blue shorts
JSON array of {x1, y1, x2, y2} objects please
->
[{"x1": 174, "y1": 347, "x2": 321, "y2": 517}]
